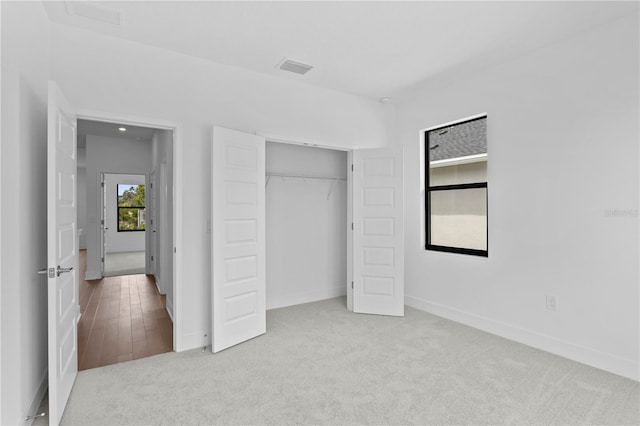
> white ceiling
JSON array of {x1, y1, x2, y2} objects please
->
[
  {"x1": 77, "y1": 119, "x2": 157, "y2": 147},
  {"x1": 43, "y1": 1, "x2": 634, "y2": 100}
]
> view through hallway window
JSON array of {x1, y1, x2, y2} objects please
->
[{"x1": 117, "y1": 184, "x2": 146, "y2": 231}]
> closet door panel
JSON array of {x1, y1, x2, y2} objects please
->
[
  {"x1": 352, "y1": 147, "x2": 404, "y2": 317},
  {"x1": 212, "y1": 126, "x2": 266, "y2": 352}
]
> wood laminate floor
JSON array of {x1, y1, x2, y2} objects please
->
[{"x1": 77, "y1": 250, "x2": 173, "y2": 371}]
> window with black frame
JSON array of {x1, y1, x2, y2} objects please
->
[
  {"x1": 117, "y1": 184, "x2": 146, "y2": 232},
  {"x1": 425, "y1": 116, "x2": 487, "y2": 256}
]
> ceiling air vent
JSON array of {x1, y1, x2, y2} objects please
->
[
  {"x1": 277, "y1": 59, "x2": 314, "y2": 75},
  {"x1": 65, "y1": 1, "x2": 123, "y2": 26}
]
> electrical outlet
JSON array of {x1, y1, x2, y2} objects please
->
[{"x1": 546, "y1": 295, "x2": 557, "y2": 311}]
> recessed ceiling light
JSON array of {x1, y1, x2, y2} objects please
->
[
  {"x1": 277, "y1": 58, "x2": 313, "y2": 75},
  {"x1": 379, "y1": 97, "x2": 392, "y2": 104},
  {"x1": 118, "y1": 127, "x2": 127, "y2": 132}
]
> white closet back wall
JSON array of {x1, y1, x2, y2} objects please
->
[{"x1": 266, "y1": 142, "x2": 348, "y2": 310}]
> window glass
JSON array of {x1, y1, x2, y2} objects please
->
[
  {"x1": 117, "y1": 184, "x2": 145, "y2": 231},
  {"x1": 429, "y1": 187, "x2": 487, "y2": 251},
  {"x1": 426, "y1": 116, "x2": 487, "y2": 256}
]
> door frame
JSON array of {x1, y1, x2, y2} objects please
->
[
  {"x1": 77, "y1": 110, "x2": 183, "y2": 351},
  {"x1": 101, "y1": 172, "x2": 148, "y2": 277}
]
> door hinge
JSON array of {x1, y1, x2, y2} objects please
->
[
  {"x1": 101, "y1": 182, "x2": 104, "y2": 188},
  {"x1": 101, "y1": 219, "x2": 104, "y2": 225},
  {"x1": 101, "y1": 257, "x2": 104, "y2": 262},
  {"x1": 351, "y1": 281, "x2": 354, "y2": 289},
  {"x1": 151, "y1": 255, "x2": 154, "y2": 261},
  {"x1": 351, "y1": 222, "x2": 354, "y2": 231},
  {"x1": 351, "y1": 164, "x2": 354, "y2": 172}
]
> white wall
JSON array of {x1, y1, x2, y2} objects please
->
[
  {"x1": 266, "y1": 142, "x2": 348, "y2": 309},
  {"x1": 398, "y1": 15, "x2": 639, "y2": 380},
  {"x1": 105, "y1": 173, "x2": 146, "y2": 253},
  {"x1": 49, "y1": 22, "x2": 394, "y2": 349},
  {"x1": 85, "y1": 135, "x2": 152, "y2": 279},
  {"x1": 0, "y1": 2, "x2": 50, "y2": 424},
  {"x1": 151, "y1": 129, "x2": 174, "y2": 318}
]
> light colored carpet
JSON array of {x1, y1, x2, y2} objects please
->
[
  {"x1": 37, "y1": 297, "x2": 638, "y2": 425},
  {"x1": 104, "y1": 251, "x2": 145, "y2": 277}
]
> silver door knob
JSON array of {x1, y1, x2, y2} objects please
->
[{"x1": 57, "y1": 265, "x2": 73, "y2": 277}]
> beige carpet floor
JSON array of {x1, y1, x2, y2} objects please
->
[{"x1": 37, "y1": 297, "x2": 638, "y2": 425}]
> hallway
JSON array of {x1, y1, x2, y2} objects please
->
[{"x1": 77, "y1": 250, "x2": 173, "y2": 370}]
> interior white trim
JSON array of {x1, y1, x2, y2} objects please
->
[
  {"x1": 25, "y1": 369, "x2": 48, "y2": 426},
  {"x1": 76, "y1": 109, "x2": 183, "y2": 353},
  {"x1": 181, "y1": 330, "x2": 210, "y2": 351},
  {"x1": 258, "y1": 133, "x2": 352, "y2": 152},
  {"x1": 421, "y1": 112, "x2": 488, "y2": 133},
  {"x1": 346, "y1": 150, "x2": 354, "y2": 312},
  {"x1": 166, "y1": 298, "x2": 174, "y2": 323},
  {"x1": 154, "y1": 279, "x2": 164, "y2": 296},
  {"x1": 405, "y1": 294, "x2": 640, "y2": 381},
  {"x1": 430, "y1": 153, "x2": 487, "y2": 168}
]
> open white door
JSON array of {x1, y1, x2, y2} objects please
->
[
  {"x1": 211, "y1": 126, "x2": 266, "y2": 353},
  {"x1": 100, "y1": 173, "x2": 107, "y2": 277},
  {"x1": 148, "y1": 171, "x2": 157, "y2": 276},
  {"x1": 158, "y1": 163, "x2": 169, "y2": 294},
  {"x1": 47, "y1": 81, "x2": 78, "y2": 425},
  {"x1": 352, "y1": 147, "x2": 404, "y2": 316}
]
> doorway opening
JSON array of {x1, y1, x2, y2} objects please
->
[
  {"x1": 265, "y1": 141, "x2": 349, "y2": 310},
  {"x1": 103, "y1": 173, "x2": 147, "y2": 276},
  {"x1": 77, "y1": 118, "x2": 176, "y2": 369}
]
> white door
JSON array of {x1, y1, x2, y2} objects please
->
[
  {"x1": 158, "y1": 163, "x2": 168, "y2": 294},
  {"x1": 352, "y1": 147, "x2": 404, "y2": 316},
  {"x1": 47, "y1": 81, "x2": 78, "y2": 425},
  {"x1": 100, "y1": 173, "x2": 107, "y2": 277},
  {"x1": 149, "y1": 171, "x2": 157, "y2": 276},
  {"x1": 211, "y1": 126, "x2": 266, "y2": 353}
]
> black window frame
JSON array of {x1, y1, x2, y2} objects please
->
[
  {"x1": 117, "y1": 184, "x2": 146, "y2": 233},
  {"x1": 425, "y1": 116, "x2": 488, "y2": 257}
]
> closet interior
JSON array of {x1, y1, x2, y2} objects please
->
[{"x1": 265, "y1": 142, "x2": 349, "y2": 309}]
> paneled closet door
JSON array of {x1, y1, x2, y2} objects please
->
[
  {"x1": 211, "y1": 126, "x2": 266, "y2": 352},
  {"x1": 352, "y1": 147, "x2": 405, "y2": 317}
]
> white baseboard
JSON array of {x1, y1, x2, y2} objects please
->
[
  {"x1": 84, "y1": 270, "x2": 101, "y2": 280},
  {"x1": 405, "y1": 295, "x2": 639, "y2": 381},
  {"x1": 24, "y1": 369, "x2": 48, "y2": 426},
  {"x1": 154, "y1": 278, "x2": 165, "y2": 295},
  {"x1": 166, "y1": 297, "x2": 174, "y2": 322},
  {"x1": 177, "y1": 330, "x2": 209, "y2": 352},
  {"x1": 267, "y1": 285, "x2": 346, "y2": 311}
]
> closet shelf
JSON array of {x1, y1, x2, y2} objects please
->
[
  {"x1": 265, "y1": 172, "x2": 346, "y2": 199},
  {"x1": 265, "y1": 172, "x2": 347, "y2": 182}
]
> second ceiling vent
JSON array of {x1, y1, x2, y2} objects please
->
[{"x1": 277, "y1": 59, "x2": 314, "y2": 75}]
